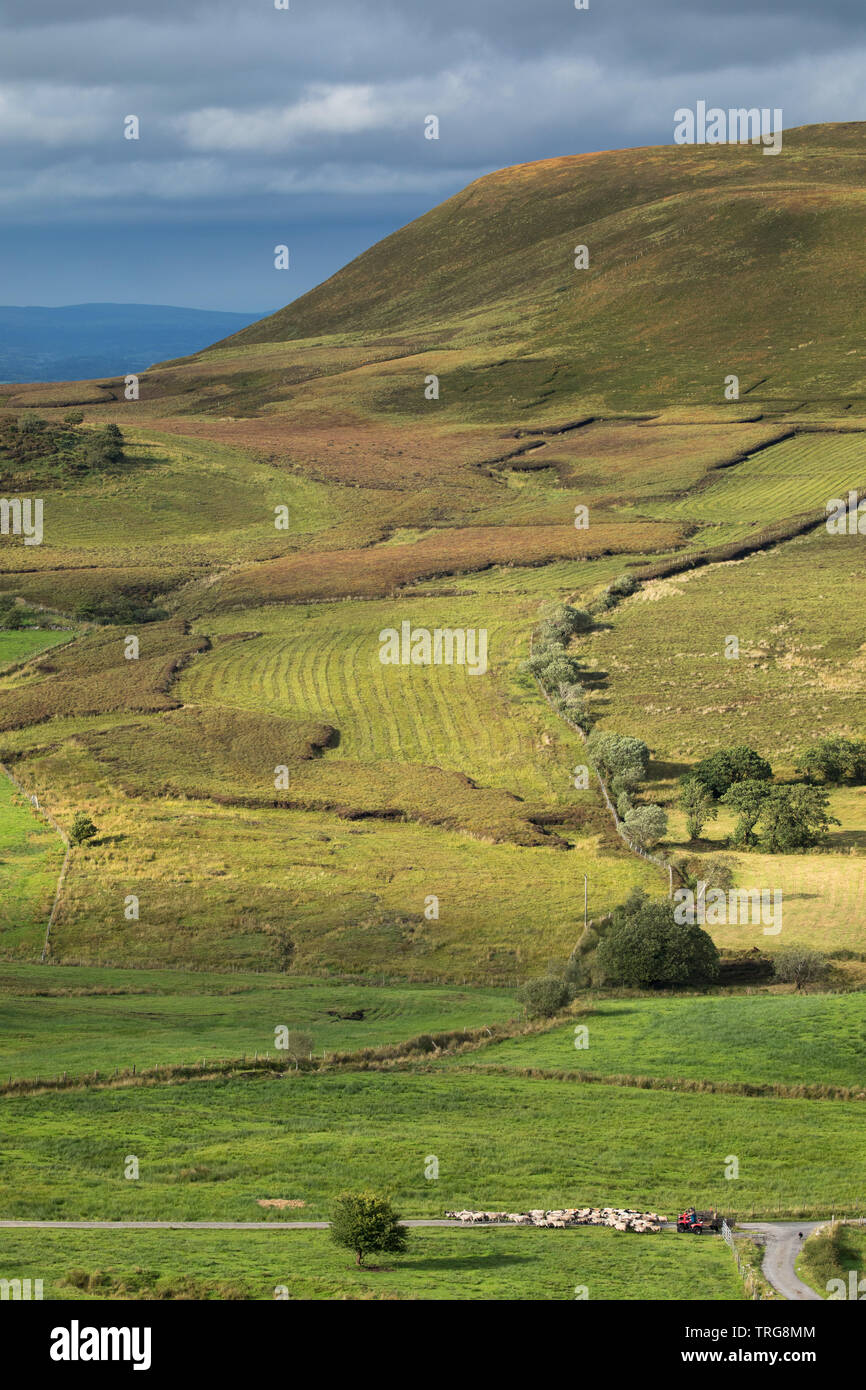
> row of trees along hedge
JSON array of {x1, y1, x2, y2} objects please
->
[
  {"x1": 586, "y1": 729, "x2": 668, "y2": 847},
  {"x1": 522, "y1": 602, "x2": 594, "y2": 730}
]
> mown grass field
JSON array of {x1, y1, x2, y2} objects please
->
[
  {"x1": 0, "y1": 1225, "x2": 745, "y2": 1301},
  {"x1": 450, "y1": 994, "x2": 866, "y2": 1089},
  {"x1": 0, "y1": 774, "x2": 64, "y2": 956},
  {"x1": 0, "y1": 966, "x2": 517, "y2": 1080},
  {"x1": 647, "y1": 432, "x2": 866, "y2": 525},
  {"x1": 182, "y1": 597, "x2": 582, "y2": 801},
  {"x1": 4, "y1": 1071, "x2": 863, "y2": 1221}
]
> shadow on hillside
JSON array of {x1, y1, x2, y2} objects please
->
[
  {"x1": 828, "y1": 829, "x2": 866, "y2": 850},
  {"x1": 588, "y1": 1004, "x2": 639, "y2": 1018},
  {"x1": 648, "y1": 758, "x2": 691, "y2": 781}
]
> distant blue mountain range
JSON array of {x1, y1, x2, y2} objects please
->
[{"x1": 0, "y1": 303, "x2": 265, "y2": 384}]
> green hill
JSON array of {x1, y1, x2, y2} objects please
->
[{"x1": 207, "y1": 122, "x2": 866, "y2": 412}]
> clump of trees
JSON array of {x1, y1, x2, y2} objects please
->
[
  {"x1": 677, "y1": 744, "x2": 840, "y2": 854},
  {"x1": 0, "y1": 595, "x2": 44, "y2": 631},
  {"x1": 721, "y1": 781, "x2": 839, "y2": 851},
  {"x1": 685, "y1": 745, "x2": 773, "y2": 799},
  {"x1": 796, "y1": 736, "x2": 866, "y2": 786},
  {"x1": 758, "y1": 785, "x2": 839, "y2": 852},
  {"x1": 517, "y1": 974, "x2": 569, "y2": 1019},
  {"x1": 329, "y1": 1192, "x2": 408, "y2": 1267},
  {"x1": 596, "y1": 889, "x2": 719, "y2": 989},
  {"x1": 74, "y1": 595, "x2": 168, "y2": 626}
]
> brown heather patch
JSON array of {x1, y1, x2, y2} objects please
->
[
  {"x1": 123, "y1": 413, "x2": 507, "y2": 491},
  {"x1": 0, "y1": 619, "x2": 207, "y2": 732},
  {"x1": 201, "y1": 520, "x2": 684, "y2": 609}
]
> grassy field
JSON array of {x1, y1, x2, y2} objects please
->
[
  {"x1": 10, "y1": 782, "x2": 652, "y2": 977},
  {"x1": 0, "y1": 1225, "x2": 745, "y2": 1301},
  {"x1": 0, "y1": 966, "x2": 517, "y2": 1080},
  {"x1": 0, "y1": 629, "x2": 72, "y2": 670},
  {"x1": 449, "y1": 994, "x2": 866, "y2": 1088},
  {"x1": 796, "y1": 1223, "x2": 866, "y2": 1299},
  {"x1": 0, "y1": 773, "x2": 64, "y2": 956},
  {"x1": 577, "y1": 527, "x2": 866, "y2": 762},
  {"x1": 0, "y1": 580, "x2": 660, "y2": 975},
  {"x1": 4, "y1": 1070, "x2": 864, "y2": 1221},
  {"x1": 3, "y1": 128, "x2": 866, "y2": 1301}
]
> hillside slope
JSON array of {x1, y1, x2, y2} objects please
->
[{"x1": 204, "y1": 122, "x2": 866, "y2": 410}]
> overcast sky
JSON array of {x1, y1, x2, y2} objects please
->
[{"x1": 1, "y1": 0, "x2": 865, "y2": 310}]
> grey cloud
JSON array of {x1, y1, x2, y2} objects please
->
[{"x1": 1, "y1": 0, "x2": 865, "y2": 221}]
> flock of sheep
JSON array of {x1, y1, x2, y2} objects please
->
[{"x1": 444, "y1": 1206, "x2": 666, "y2": 1233}]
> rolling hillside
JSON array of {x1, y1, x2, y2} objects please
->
[
  {"x1": 2, "y1": 123, "x2": 866, "y2": 977},
  {"x1": 205, "y1": 121, "x2": 866, "y2": 412},
  {"x1": 2, "y1": 123, "x2": 866, "y2": 1306}
]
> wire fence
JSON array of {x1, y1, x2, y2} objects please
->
[{"x1": 721, "y1": 1219, "x2": 769, "y2": 1300}]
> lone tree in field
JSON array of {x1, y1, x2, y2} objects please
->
[
  {"x1": 772, "y1": 946, "x2": 828, "y2": 991},
  {"x1": 69, "y1": 812, "x2": 98, "y2": 846},
  {"x1": 596, "y1": 889, "x2": 719, "y2": 989},
  {"x1": 329, "y1": 1191, "x2": 408, "y2": 1267},
  {"x1": 678, "y1": 778, "x2": 718, "y2": 841}
]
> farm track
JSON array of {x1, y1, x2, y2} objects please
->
[{"x1": 740, "y1": 1222, "x2": 824, "y2": 1301}]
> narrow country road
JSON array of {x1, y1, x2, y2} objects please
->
[{"x1": 740, "y1": 1221, "x2": 824, "y2": 1301}]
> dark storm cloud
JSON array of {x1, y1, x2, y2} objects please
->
[{"x1": 1, "y1": 0, "x2": 865, "y2": 220}]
